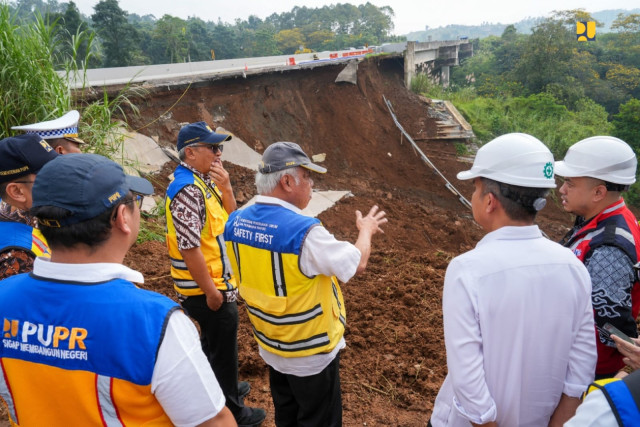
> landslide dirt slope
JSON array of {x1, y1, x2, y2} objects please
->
[{"x1": 123, "y1": 57, "x2": 576, "y2": 426}]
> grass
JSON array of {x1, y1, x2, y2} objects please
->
[
  {"x1": 137, "y1": 196, "x2": 167, "y2": 244},
  {"x1": 0, "y1": 9, "x2": 70, "y2": 138},
  {"x1": 1, "y1": 3, "x2": 162, "y2": 241}
]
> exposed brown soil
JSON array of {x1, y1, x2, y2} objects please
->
[{"x1": 117, "y1": 58, "x2": 616, "y2": 425}]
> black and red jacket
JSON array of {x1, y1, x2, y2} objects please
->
[{"x1": 561, "y1": 199, "x2": 640, "y2": 376}]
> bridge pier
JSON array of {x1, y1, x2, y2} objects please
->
[
  {"x1": 404, "y1": 42, "x2": 416, "y2": 90},
  {"x1": 441, "y1": 65, "x2": 450, "y2": 88},
  {"x1": 403, "y1": 40, "x2": 472, "y2": 90}
]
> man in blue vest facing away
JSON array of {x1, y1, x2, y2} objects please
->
[
  {"x1": 0, "y1": 153, "x2": 236, "y2": 426},
  {"x1": 224, "y1": 141, "x2": 387, "y2": 426},
  {"x1": 0, "y1": 134, "x2": 58, "y2": 280}
]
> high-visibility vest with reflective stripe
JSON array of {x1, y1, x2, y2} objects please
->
[
  {"x1": 0, "y1": 273, "x2": 178, "y2": 425},
  {"x1": 0, "y1": 221, "x2": 50, "y2": 258},
  {"x1": 561, "y1": 199, "x2": 640, "y2": 375},
  {"x1": 224, "y1": 203, "x2": 346, "y2": 358},
  {"x1": 165, "y1": 165, "x2": 236, "y2": 296}
]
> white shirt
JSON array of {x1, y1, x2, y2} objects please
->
[
  {"x1": 33, "y1": 258, "x2": 226, "y2": 427},
  {"x1": 252, "y1": 195, "x2": 361, "y2": 376},
  {"x1": 431, "y1": 225, "x2": 597, "y2": 427}
]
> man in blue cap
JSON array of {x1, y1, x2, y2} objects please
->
[
  {"x1": 0, "y1": 134, "x2": 58, "y2": 279},
  {"x1": 0, "y1": 153, "x2": 236, "y2": 425},
  {"x1": 165, "y1": 122, "x2": 265, "y2": 426}
]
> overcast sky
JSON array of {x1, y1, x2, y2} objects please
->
[{"x1": 72, "y1": 0, "x2": 639, "y2": 35}]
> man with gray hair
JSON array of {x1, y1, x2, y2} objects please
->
[{"x1": 224, "y1": 141, "x2": 387, "y2": 426}]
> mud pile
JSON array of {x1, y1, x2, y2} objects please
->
[{"x1": 124, "y1": 57, "x2": 575, "y2": 425}]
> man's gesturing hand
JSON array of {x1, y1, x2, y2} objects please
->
[{"x1": 355, "y1": 205, "x2": 387, "y2": 237}]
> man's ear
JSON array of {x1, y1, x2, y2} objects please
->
[
  {"x1": 280, "y1": 174, "x2": 293, "y2": 193},
  {"x1": 4, "y1": 182, "x2": 28, "y2": 205},
  {"x1": 184, "y1": 146, "x2": 197, "y2": 160},
  {"x1": 485, "y1": 191, "x2": 499, "y2": 213},
  {"x1": 112, "y1": 204, "x2": 132, "y2": 235},
  {"x1": 593, "y1": 184, "x2": 608, "y2": 202}
]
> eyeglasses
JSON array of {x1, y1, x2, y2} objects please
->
[
  {"x1": 131, "y1": 193, "x2": 144, "y2": 209},
  {"x1": 112, "y1": 194, "x2": 143, "y2": 221},
  {"x1": 191, "y1": 144, "x2": 223, "y2": 154},
  {"x1": 13, "y1": 180, "x2": 35, "y2": 185}
]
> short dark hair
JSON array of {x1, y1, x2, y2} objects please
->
[
  {"x1": 30, "y1": 193, "x2": 134, "y2": 251},
  {"x1": 0, "y1": 182, "x2": 8, "y2": 199},
  {"x1": 46, "y1": 138, "x2": 69, "y2": 151},
  {"x1": 481, "y1": 178, "x2": 549, "y2": 222}
]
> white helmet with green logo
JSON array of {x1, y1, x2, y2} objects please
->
[
  {"x1": 554, "y1": 136, "x2": 636, "y2": 185},
  {"x1": 457, "y1": 133, "x2": 556, "y2": 188}
]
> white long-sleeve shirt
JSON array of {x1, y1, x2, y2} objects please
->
[{"x1": 431, "y1": 225, "x2": 597, "y2": 427}]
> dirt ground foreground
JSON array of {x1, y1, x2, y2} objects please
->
[{"x1": 121, "y1": 58, "x2": 596, "y2": 425}]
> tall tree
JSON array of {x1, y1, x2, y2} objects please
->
[
  {"x1": 254, "y1": 24, "x2": 281, "y2": 56},
  {"x1": 613, "y1": 98, "x2": 640, "y2": 150},
  {"x1": 512, "y1": 19, "x2": 574, "y2": 94},
  {"x1": 210, "y1": 20, "x2": 239, "y2": 59},
  {"x1": 91, "y1": 0, "x2": 139, "y2": 67},
  {"x1": 275, "y1": 28, "x2": 305, "y2": 54},
  {"x1": 154, "y1": 15, "x2": 188, "y2": 63},
  {"x1": 59, "y1": 1, "x2": 92, "y2": 66}
]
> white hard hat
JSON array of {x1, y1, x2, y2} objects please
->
[
  {"x1": 554, "y1": 136, "x2": 637, "y2": 185},
  {"x1": 457, "y1": 133, "x2": 556, "y2": 188}
]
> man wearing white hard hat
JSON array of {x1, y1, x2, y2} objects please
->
[
  {"x1": 12, "y1": 110, "x2": 85, "y2": 154},
  {"x1": 556, "y1": 136, "x2": 640, "y2": 380},
  {"x1": 430, "y1": 133, "x2": 596, "y2": 427}
]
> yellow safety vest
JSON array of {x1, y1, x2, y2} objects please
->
[
  {"x1": 224, "y1": 203, "x2": 346, "y2": 357},
  {"x1": 165, "y1": 166, "x2": 236, "y2": 296}
]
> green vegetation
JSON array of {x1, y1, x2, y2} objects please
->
[
  {"x1": 137, "y1": 199, "x2": 166, "y2": 244},
  {"x1": 411, "y1": 9, "x2": 640, "y2": 205},
  {"x1": 0, "y1": 2, "x2": 160, "y2": 242},
  {"x1": 6, "y1": 0, "x2": 403, "y2": 67},
  {"x1": 0, "y1": 7, "x2": 70, "y2": 137}
]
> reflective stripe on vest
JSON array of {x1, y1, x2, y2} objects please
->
[
  {"x1": 165, "y1": 165, "x2": 236, "y2": 295},
  {"x1": 224, "y1": 203, "x2": 346, "y2": 357},
  {"x1": 0, "y1": 275, "x2": 177, "y2": 424},
  {"x1": 0, "y1": 222, "x2": 50, "y2": 258},
  {"x1": 561, "y1": 199, "x2": 640, "y2": 375},
  {"x1": 97, "y1": 375, "x2": 124, "y2": 427}
]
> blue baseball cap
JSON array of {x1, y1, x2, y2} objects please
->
[
  {"x1": 0, "y1": 134, "x2": 59, "y2": 183},
  {"x1": 177, "y1": 122, "x2": 232, "y2": 151},
  {"x1": 32, "y1": 154, "x2": 154, "y2": 226}
]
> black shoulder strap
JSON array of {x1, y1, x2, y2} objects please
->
[{"x1": 622, "y1": 370, "x2": 640, "y2": 412}]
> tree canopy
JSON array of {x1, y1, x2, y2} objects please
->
[{"x1": 6, "y1": 0, "x2": 401, "y2": 67}]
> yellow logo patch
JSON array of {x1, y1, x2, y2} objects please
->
[
  {"x1": 107, "y1": 191, "x2": 122, "y2": 203},
  {"x1": 577, "y1": 21, "x2": 596, "y2": 41}
]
